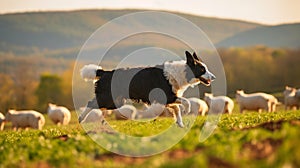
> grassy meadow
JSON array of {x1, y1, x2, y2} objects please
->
[
  {"x1": 0, "y1": 9, "x2": 300, "y2": 168},
  {"x1": 0, "y1": 102, "x2": 300, "y2": 168}
]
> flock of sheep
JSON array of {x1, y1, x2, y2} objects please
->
[
  {"x1": 0, "y1": 86, "x2": 300, "y2": 131},
  {"x1": 0, "y1": 103, "x2": 71, "y2": 131},
  {"x1": 78, "y1": 86, "x2": 300, "y2": 127}
]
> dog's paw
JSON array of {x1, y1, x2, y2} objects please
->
[
  {"x1": 176, "y1": 121, "x2": 184, "y2": 128},
  {"x1": 78, "y1": 117, "x2": 83, "y2": 123}
]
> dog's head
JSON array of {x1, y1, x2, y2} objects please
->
[{"x1": 185, "y1": 51, "x2": 216, "y2": 86}]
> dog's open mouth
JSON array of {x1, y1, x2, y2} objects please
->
[{"x1": 199, "y1": 77, "x2": 211, "y2": 86}]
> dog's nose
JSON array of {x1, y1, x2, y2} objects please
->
[
  {"x1": 208, "y1": 71, "x2": 216, "y2": 81},
  {"x1": 211, "y1": 73, "x2": 216, "y2": 81}
]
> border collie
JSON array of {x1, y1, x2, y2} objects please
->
[{"x1": 80, "y1": 51, "x2": 215, "y2": 127}]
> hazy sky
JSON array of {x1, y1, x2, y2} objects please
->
[{"x1": 1, "y1": 0, "x2": 300, "y2": 25}]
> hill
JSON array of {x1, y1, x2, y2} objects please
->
[
  {"x1": 0, "y1": 9, "x2": 261, "y2": 56},
  {"x1": 217, "y1": 23, "x2": 300, "y2": 48}
]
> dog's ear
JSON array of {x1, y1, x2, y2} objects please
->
[
  {"x1": 192, "y1": 52, "x2": 201, "y2": 61},
  {"x1": 185, "y1": 51, "x2": 195, "y2": 66}
]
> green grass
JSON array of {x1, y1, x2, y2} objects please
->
[{"x1": 1, "y1": 109, "x2": 300, "y2": 167}]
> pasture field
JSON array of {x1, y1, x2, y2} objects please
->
[{"x1": 0, "y1": 106, "x2": 300, "y2": 168}]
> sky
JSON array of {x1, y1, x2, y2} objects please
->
[{"x1": 1, "y1": 0, "x2": 300, "y2": 25}]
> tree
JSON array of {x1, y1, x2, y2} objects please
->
[
  {"x1": 35, "y1": 74, "x2": 64, "y2": 112},
  {"x1": 10, "y1": 60, "x2": 38, "y2": 110},
  {"x1": 0, "y1": 73, "x2": 15, "y2": 112},
  {"x1": 61, "y1": 62, "x2": 75, "y2": 110}
]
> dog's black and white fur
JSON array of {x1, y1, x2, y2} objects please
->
[{"x1": 80, "y1": 51, "x2": 215, "y2": 127}]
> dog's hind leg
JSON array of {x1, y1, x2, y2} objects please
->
[
  {"x1": 168, "y1": 104, "x2": 185, "y2": 128},
  {"x1": 176, "y1": 97, "x2": 191, "y2": 114},
  {"x1": 79, "y1": 97, "x2": 99, "y2": 123}
]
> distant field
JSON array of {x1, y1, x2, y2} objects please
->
[{"x1": 0, "y1": 106, "x2": 300, "y2": 167}]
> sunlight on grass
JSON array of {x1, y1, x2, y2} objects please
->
[{"x1": 0, "y1": 110, "x2": 300, "y2": 167}]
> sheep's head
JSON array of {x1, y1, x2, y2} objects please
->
[
  {"x1": 235, "y1": 90, "x2": 245, "y2": 102},
  {"x1": 236, "y1": 90, "x2": 245, "y2": 95},
  {"x1": 8, "y1": 109, "x2": 15, "y2": 113},
  {"x1": 48, "y1": 103, "x2": 56, "y2": 108}
]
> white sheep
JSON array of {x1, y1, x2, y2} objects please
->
[
  {"x1": 235, "y1": 90, "x2": 279, "y2": 113},
  {"x1": 113, "y1": 104, "x2": 137, "y2": 120},
  {"x1": 188, "y1": 98, "x2": 209, "y2": 116},
  {"x1": 5, "y1": 110, "x2": 45, "y2": 130},
  {"x1": 283, "y1": 86, "x2": 299, "y2": 110},
  {"x1": 204, "y1": 93, "x2": 234, "y2": 114},
  {"x1": 47, "y1": 103, "x2": 71, "y2": 125},
  {"x1": 135, "y1": 103, "x2": 184, "y2": 127},
  {"x1": 0, "y1": 112, "x2": 5, "y2": 131},
  {"x1": 136, "y1": 103, "x2": 163, "y2": 119},
  {"x1": 80, "y1": 109, "x2": 104, "y2": 124},
  {"x1": 135, "y1": 103, "x2": 177, "y2": 119}
]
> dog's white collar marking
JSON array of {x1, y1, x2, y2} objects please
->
[{"x1": 163, "y1": 60, "x2": 199, "y2": 97}]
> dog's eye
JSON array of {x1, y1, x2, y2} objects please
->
[{"x1": 200, "y1": 66, "x2": 206, "y2": 72}]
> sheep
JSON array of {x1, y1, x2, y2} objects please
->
[
  {"x1": 235, "y1": 90, "x2": 279, "y2": 113},
  {"x1": 283, "y1": 86, "x2": 299, "y2": 110},
  {"x1": 113, "y1": 104, "x2": 137, "y2": 120},
  {"x1": 136, "y1": 103, "x2": 163, "y2": 119},
  {"x1": 5, "y1": 110, "x2": 45, "y2": 130},
  {"x1": 48, "y1": 103, "x2": 71, "y2": 125},
  {"x1": 80, "y1": 109, "x2": 104, "y2": 124},
  {"x1": 295, "y1": 88, "x2": 300, "y2": 105},
  {"x1": 135, "y1": 103, "x2": 178, "y2": 119},
  {"x1": 187, "y1": 97, "x2": 209, "y2": 116},
  {"x1": 204, "y1": 93, "x2": 234, "y2": 114},
  {"x1": 296, "y1": 89, "x2": 300, "y2": 99},
  {"x1": 135, "y1": 103, "x2": 185, "y2": 127},
  {"x1": 78, "y1": 107, "x2": 92, "y2": 123},
  {"x1": 0, "y1": 112, "x2": 5, "y2": 131}
]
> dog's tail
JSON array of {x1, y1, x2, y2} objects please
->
[{"x1": 80, "y1": 64, "x2": 103, "y2": 81}]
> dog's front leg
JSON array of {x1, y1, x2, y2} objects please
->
[{"x1": 174, "y1": 97, "x2": 190, "y2": 128}]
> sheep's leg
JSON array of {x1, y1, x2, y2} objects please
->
[
  {"x1": 285, "y1": 104, "x2": 288, "y2": 111},
  {"x1": 239, "y1": 107, "x2": 243, "y2": 113},
  {"x1": 272, "y1": 104, "x2": 276, "y2": 112},
  {"x1": 268, "y1": 102, "x2": 272, "y2": 112},
  {"x1": 201, "y1": 110, "x2": 205, "y2": 116},
  {"x1": 0, "y1": 123, "x2": 4, "y2": 131}
]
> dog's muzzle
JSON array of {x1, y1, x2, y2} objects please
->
[{"x1": 200, "y1": 70, "x2": 216, "y2": 86}]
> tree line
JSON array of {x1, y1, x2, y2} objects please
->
[{"x1": 219, "y1": 46, "x2": 300, "y2": 95}]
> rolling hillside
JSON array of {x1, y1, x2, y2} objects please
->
[
  {"x1": 0, "y1": 9, "x2": 261, "y2": 56},
  {"x1": 217, "y1": 23, "x2": 300, "y2": 48}
]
